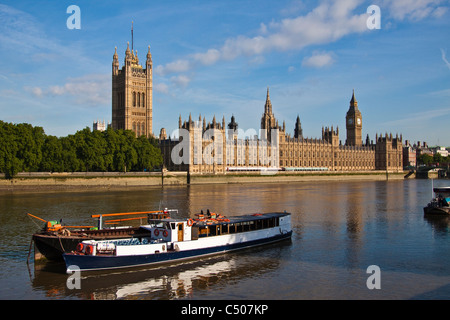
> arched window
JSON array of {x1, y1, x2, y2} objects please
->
[
  {"x1": 142, "y1": 93, "x2": 145, "y2": 107},
  {"x1": 132, "y1": 92, "x2": 136, "y2": 107},
  {"x1": 137, "y1": 92, "x2": 140, "y2": 107},
  {"x1": 137, "y1": 123, "x2": 140, "y2": 136},
  {"x1": 141, "y1": 122, "x2": 145, "y2": 135}
]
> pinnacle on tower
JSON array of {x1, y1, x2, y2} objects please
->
[
  {"x1": 113, "y1": 46, "x2": 118, "y2": 59},
  {"x1": 350, "y1": 89, "x2": 358, "y2": 109},
  {"x1": 147, "y1": 45, "x2": 152, "y2": 61},
  {"x1": 264, "y1": 87, "x2": 272, "y2": 114}
]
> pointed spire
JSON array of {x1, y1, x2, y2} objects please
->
[
  {"x1": 131, "y1": 21, "x2": 134, "y2": 52},
  {"x1": 350, "y1": 89, "x2": 358, "y2": 109},
  {"x1": 125, "y1": 41, "x2": 131, "y2": 61},
  {"x1": 147, "y1": 45, "x2": 152, "y2": 62},
  {"x1": 294, "y1": 114, "x2": 303, "y2": 140},
  {"x1": 264, "y1": 86, "x2": 272, "y2": 114},
  {"x1": 113, "y1": 46, "x2": 118, "y2": 59}
]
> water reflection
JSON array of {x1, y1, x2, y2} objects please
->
[
  {"x1": 30, "y1": 241, "x2": 291, "y2": 299},
  {"x1": 424, "y1": 216, "x2": 449, "y2": 236},
  {"x1": 1, "y1": 179, "x2": 450, "y2": 299}
]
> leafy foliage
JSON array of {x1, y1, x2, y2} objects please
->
[{"x1": 0, "y1": 121, "x2": 163, "y2": 178}]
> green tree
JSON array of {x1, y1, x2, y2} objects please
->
[
  {"x1": 433, "y1": 153, "x2": 443, "y2": 165},
  {"x1": 133, "y1": 135, "x2": 163, "y2": 171},
  {"x1": 74, "y1": 128, "x2": 107, "y2": 172},
  {"x1": 15, "y1": 123, "x2": 45, "y2": 172},
  {"x1": 0, "y1": 120, "x2": 164, "y2": 176},
  {"x1": 60, "y1": 135, "x2": 83, "y2": 172},
  {"x1": 418, "y1": 153, "x2": 433, "y2": 166},
  {"x1": 40, "y1": 135, "x2": 63, "y2": 172},
  {"x1": 0, "y1": 121, "x2": 23, "y2": 178}
]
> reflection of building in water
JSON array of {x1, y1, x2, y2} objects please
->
[
  {"x1": 159, "y1": 89, "x2": 403, "y2": 173},
  {"x1": 115, "y1": 259, "x2": 236, "y2": 299}
]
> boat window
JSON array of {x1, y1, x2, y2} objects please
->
[
  {"x1": 170, "y1": 223, "x2": 176, "y2": 230},
  {"x1": 221, "y1": 224, "x2": 228, "y2": 234},
  {"x1": 199, "y1": 226, "x2": 209, "y2": 237},
  {"x1": 148, "y1": 220, "x2": 165, "y2": 228},
  {"x1": 210, "y1": 225, "x2": 220, "y2": 236}
]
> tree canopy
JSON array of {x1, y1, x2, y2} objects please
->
[{"x1": 0, "y1": 121, "x2": 162, "y2": 178}]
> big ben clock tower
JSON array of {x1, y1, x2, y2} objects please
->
[{"x1": 345, "y1": 90, "x2": 362, "y2": 146}]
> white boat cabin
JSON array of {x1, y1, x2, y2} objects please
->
[{"x1": 141, "y1": 218, "x2": 193, "y2": 242}]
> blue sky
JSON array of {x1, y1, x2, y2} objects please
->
[{"x1": 0, "y1": 0, "x2": 449, "y2": 146}]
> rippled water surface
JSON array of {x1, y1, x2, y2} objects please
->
[{"x1": 0, "y1": 179, "x2": 449, "y2": 299}]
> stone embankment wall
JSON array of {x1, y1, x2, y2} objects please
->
[{"x1": 0, "y1": 170, "x2": 412, "y2": 192}]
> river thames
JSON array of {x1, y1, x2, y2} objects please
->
[{"x1": 0, "y1": 178, "x2": 449, "y2": 300}]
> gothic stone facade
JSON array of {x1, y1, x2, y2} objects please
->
[
  {"x1": 159, "y1": 89, "x2": 403, "y2": 173},
  {"x1": 112, "y1": 42, "x2": 153, "y2": 138}
]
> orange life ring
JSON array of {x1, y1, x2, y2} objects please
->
[
  {"x1": 76, "y1": 243, "x2": 84, "y2": 252},
  {"x1": 154, "y1": 229, "x2": 160, "y2": 236},
  {"x1": 85, "y1": 245, "x2": 93, "y2": 255},
  {"x1": 187, "y1": 219, "x2": 194, "y2": 226},
  {"x1": 163, "y1": 230, "x2": 169, "y2": 237}
]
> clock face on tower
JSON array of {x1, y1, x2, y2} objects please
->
[
  {"x1": 357, "y1": 118, "x2": 361, "y2": 125},
  {"x1": 348, "y1": 118, "x2": 353, "y2": 125}
]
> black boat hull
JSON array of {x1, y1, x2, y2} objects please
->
[
  {"x1": 33, "y1": 234, "x2": 82, "y2": 261},
  {"x1": 32, "y1": 227, "x2": 147, "y2": 261},
  {"x1": 423, "y1": 206, "x2": 450, "y2": 216},
  {"x1": 64, "y1": 231, "x2": 293, "y2": 272}
]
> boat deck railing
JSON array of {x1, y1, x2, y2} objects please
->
[{"x1": 91, "y1": 209, "x2": 178, "y2": 229}]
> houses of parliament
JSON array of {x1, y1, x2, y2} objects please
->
[{"x1": 110, "y1": 40, "x2": 403, "y2": 174}]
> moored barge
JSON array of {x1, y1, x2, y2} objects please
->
[
  {"x1": 423, "y1": 187, "x2": 450, "y2": 216},
  {"x1": 63, "y1": 211, "x2": 292, "y2": 272},
  {"x1": 29, "y1": 210, "x2": 174, "y2": 261}
]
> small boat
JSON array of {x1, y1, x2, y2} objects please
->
[
  {"x1": 63, "y1": 211, "x2": 292, "y2": 272},
  {"x1": 29, "y1": 210, "x2": 175, "y2": 262},
  {"x1": 423, "y1": 187, "x2": 450, "y2": 216}
]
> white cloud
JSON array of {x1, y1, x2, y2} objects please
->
[
  {"x1": 441, "y1": 48, "x2": 450, "y2": 71},
  {"x1": 170, "y1": 75, "x2": 191, "y2": 87},
  {"x1": 382, "y1": 107, "x2": 450, "y2": 127},
  {"x1": 26, "y1": 74, "x2": 110, "y2": 106},
  {"x1": 0, "y1": 4, "x2": 94, "y2": 65},
  {"x1": 302, "y1": 51, "x2": 336, "y2": 68},
  {"x1": 193, "y1": 49, "x2": 221, "y2": 66},
  {"x1": 155, "y1": 83, "x2": 169, "y2": 94},
  {"x1": 156, "y1": 0, "x2": 369, "y2": 77},
  {"x1": 26, "y1": 86, "x2": 43, "y2": 98},
  {"x1": 155, "y1": 59, "x2": 191, "y2": 76},
  {"x1": 380, "y1": 0, "x2": 448, "y2": 21}
]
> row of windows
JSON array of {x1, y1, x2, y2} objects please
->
[
  {"x1": 132, "y1": 122, "x2": 146, "y2": 137},
  {"x1": 280, "y1": 160, "x2": 375, "y2": 168},
  {"x1": 280, "y1": 150, "x2": 374, "y2": 158},
  {"x1": 196, "y1": 217, "x2": 280, "y2": 238},
  {"x1": 132, "y1": 91, "x2": 146, "y2": 108}
]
